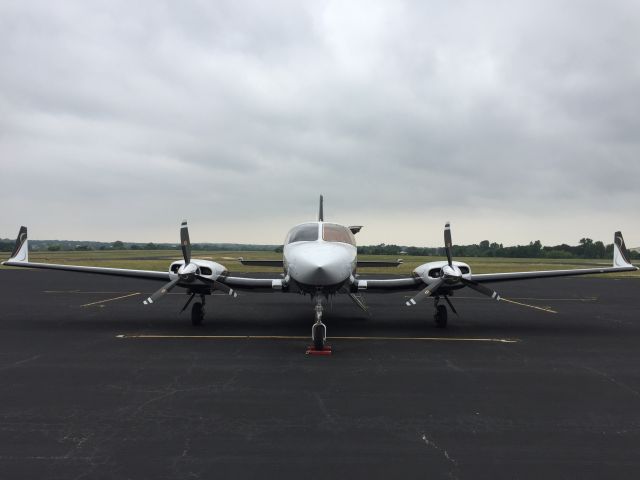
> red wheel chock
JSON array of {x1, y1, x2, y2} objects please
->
[{"x1": 306, "y1": 345, "x2": 332, "y2": 356}]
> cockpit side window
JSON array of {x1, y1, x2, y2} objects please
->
[
  {"x1": 322, "y1": 224, "x2": 356, "y2": 246},
  {"x1": 285, "y1": 223, "x2": 319, "y2": 244}
]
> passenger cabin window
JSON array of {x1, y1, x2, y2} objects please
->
[
  {"x1": 322, "y1": 224, "x2": 356, "y2": 246},
  {"x1": 285, "y1": 223, "x2": 319, "y2": 244}
]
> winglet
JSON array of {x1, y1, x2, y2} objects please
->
[
  {"x1": 318, "y1": 195, "x2": 324, "y2": 222},
  {"x1": 613, "y1": 231, "x2": 633, "y2": 268},
  {"x1": 5, "y1": 226, "x2": 29, "y2": 264}
]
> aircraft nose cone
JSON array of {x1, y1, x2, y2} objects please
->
[
  {"x1": 288, "y1": 244, "x2": 354, "y2": 286},
  {"x1": 303, "y1": 258, "x2": 339, "y2": 284}
]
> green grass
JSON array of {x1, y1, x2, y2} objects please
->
[{"x1": 1, "y1": 250, "x2": 638, "y2": 278}]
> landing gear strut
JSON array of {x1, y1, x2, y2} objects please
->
[
  {"x1": 434, "y1": 297, "x2": 448, "y2": 328},
  {"x1": 191, "y1": 295, "x2": 206, "y2": 326},
  {"x1": 312, "y1": 299, "x2": 327, "y2": 350}
]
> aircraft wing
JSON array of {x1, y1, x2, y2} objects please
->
[
  {"x1": 238, "y1": 258, "x2": 284, "y2": 267},
  {"x1": 219, "y1": 275, "x2": 285, "y2": 292},
  {"x1": 238, "y1": 258, "x2": 403, "y2": 268},
  {"x1": 356, "y1": 276, "x2": 423, "y2": 292},
  {"x1": 238, "y1": 257, "x2": 402, "y2": 268},
  {"x1": 2, "y1": 228, "x2": 171, "y2": 281},
  {"x1": 471, "y1": 232, "x2": 638, "y2": 283},
  {"x1": 357, "y1": 259, "x2": 403, "y2": 267},
  {"x1": 2, "y1": 259, "x2": 171, "y2": 281},
  {"x1": 2, "y1": 227, "x2": 285, "y2": 292},
  {"x1": 357, "y1": 231, "x2": 637, "y2": 292},
  {"x1": 470, "y1": 265, "x2": 636, "y2": 283}
]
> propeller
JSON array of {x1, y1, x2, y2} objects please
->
[
  {"x1": 406, "y1": 222, "x2": 502, "y2": 306},
  {"x1": 339, "y1": 286, "x2": 370, "y2": 314},
  {"x1": 444, "y1": 222, "x2": 453, "y2": 267},
  {"x1": 143, "y1": 277, "x2": 181, "y2": 305},
  {"x1": 181, "y1": 221, "x2": 191, "y2": 264},
  {"x1": 143, "y1": 221, "x2": 237, "y2": 306},
  {"x1": 406, "y1": 278, "x2": 445, "y2": 306},
  {"x1": 460, "y1": 277, "x2": 500, "y2": 300},
  {"x1": 196, "y1": 275, "x2": 237, "y2": 298}
]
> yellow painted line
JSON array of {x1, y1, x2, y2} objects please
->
[
  {"x1": 81, "y1": 292, "x2": 140, "y2": 307},
  {"x1": 116, "y1": 334, "x2": 519, "y2": 344},
  {"x1": 500, "y1": 298, "x2": 557, "y2": 314}
]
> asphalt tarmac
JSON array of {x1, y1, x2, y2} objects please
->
[{"x1": 0, "y1": 269, "x2": 639, "y2": 479}]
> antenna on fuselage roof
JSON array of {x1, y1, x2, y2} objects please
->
[{"x1": 318, "y1": 195, "x2": 324, "y2": 222}]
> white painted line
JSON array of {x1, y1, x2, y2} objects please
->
[
  {"x1": 81, "y1": 292, "x2": 140, "y2": 308},
  {"x1": 499, "y1": 298, "x2": 557, "y2": 314}
]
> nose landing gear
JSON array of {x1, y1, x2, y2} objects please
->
[{"x1": 308, "y1": 296, "x2": 331, "y2": 355}]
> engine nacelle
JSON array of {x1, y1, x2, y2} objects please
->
[
  {"x1": 413, "y1": 260, "x2": 472, "y2": 282},
  {"x1": 169, "y1": 259, "x2": 228, "y2": 279}
]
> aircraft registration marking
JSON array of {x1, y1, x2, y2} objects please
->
[{"x1": 116, "y1": 334, "x2": 519, "y2": 344}]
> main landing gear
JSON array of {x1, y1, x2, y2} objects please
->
[
  {"x1": 308, "y1": 296, "x2": 331, "y2": 355},
  {"x1": 190, "y1": 294, "x2": 206, "y2": 326},
  {"x1": 433, "y1": 296, "x2": 454, "y2": 328}
]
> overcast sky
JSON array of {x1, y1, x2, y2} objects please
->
[{"x1": 1, "y1": 0, "x2": 639, "y2": 247}]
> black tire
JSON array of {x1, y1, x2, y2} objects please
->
[
  {"x1": 191, "y1": 302, "x2": 204, "y2": 326},
  {"x1": 434, "y1": 305, "x2": 448, "y2": 328},
  {"x1": 312, "y1": 323, "x2": 325, "y2": 350}
]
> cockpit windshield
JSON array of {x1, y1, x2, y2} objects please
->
[
  {"x1": 322, "y1": 223, "x2": 356, "y2": 246},
  {"x1": 285, "y1": 223, "x2": 319, "y2": 244}
]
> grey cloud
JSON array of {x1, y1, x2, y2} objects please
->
[{"x1": 1, "y1": 0, "x2": 639, "y2": 246}]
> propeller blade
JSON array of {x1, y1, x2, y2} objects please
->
[
  {"x1": 444, "y1": 222, "x2": 453, "y2": 267},
  {"x1": 348, "y1": 292, "x2": 369, "y2": 314},
  {"x1": 444, "y1": 295, "x2": 458, "y2": 315},
  {"x1": 460, "y1": 278, "x2": 501, "y2": 301},
  {"x1": 180, "y1": 220, "x2": 191, "y2": 265},
  {"x1": 180, "y1": 293, "x2": 196, "y2": 313},
  {"x1": 143, "y1": 277, "x2": 180, "y2": 305},
  {"x1": 406, "y1": 278, "x2": 445, "y2": 306},
  {"x1": 196, "y1": 275, "x2": 238, "y2": 298}
]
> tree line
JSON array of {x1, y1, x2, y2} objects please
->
[{"x1": 356, "y1": 238, "x2": 640, "y2": 260}]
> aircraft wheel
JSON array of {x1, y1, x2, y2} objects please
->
[
  {"x1": 191, "y1": 302, "x2": 204, "y2": 326},
  {"x1": 434, "y1": 305, "x2": 448, "y2": 328},
  {"x1": 312, "y1": 323, "x2": 326, "y2": 350}
]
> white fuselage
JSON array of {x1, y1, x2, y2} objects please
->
[{"x1": 283, "y1": 222, "x2": 357, "y2": 292}]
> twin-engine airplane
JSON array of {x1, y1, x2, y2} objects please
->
[{"x1": 3, "y1": 196, "x2": 637, "y2": 351}]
